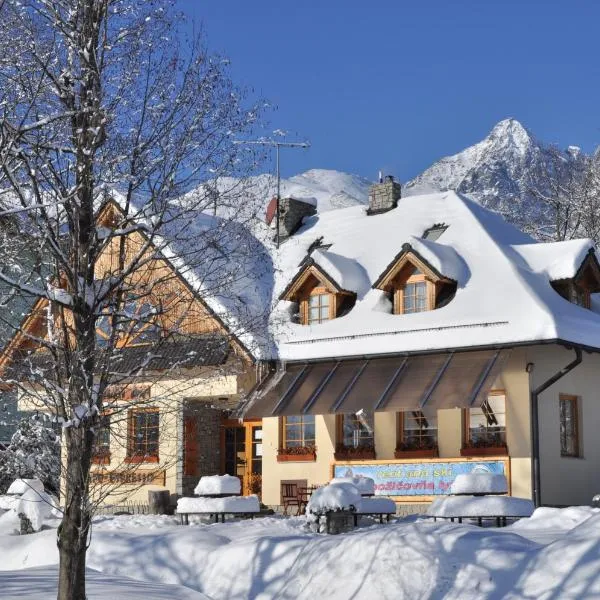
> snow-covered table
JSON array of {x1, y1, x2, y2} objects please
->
[
  {"x1": 426, "y1": 472, "x2": 534, "y2": 527},
  {"x1": 177, "y1": 495, "x2": 260, "y2": 524},
  {"x1": 353, "y1": 497, "x2": 397, "y2": 525},
  {"x1": 428, "y1": 495, "x2": 535, "y2": 527},
  {"x1": 307, "y1": 482, "x2": 395, "y2": 532}
]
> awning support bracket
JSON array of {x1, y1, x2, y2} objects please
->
[
  {"x1": 468, "y1": 350, "x2": 501, "y2": 407},
  {"x1": 271, "y1": 364, "x2": 309, "y2": 416},
  {"x1": 330, "y1": 360, "x2": 370, "y2": 413},
  {"x1": 374, "y1": 358, "x2": 409, "y2": 411},
  {"x1": 419, "y1": 353, "x2": 454, "y2": 409},
  {"x1": 301, "y1": 361, "x2": 341, "y2": 414}
]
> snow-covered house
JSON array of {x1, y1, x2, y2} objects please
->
[
  {"x1": 0, "y1": 199, "x2": 269, "y2": 503},
  {"x1": 245, "y1": 176, "x2": 600, "y2": 508}
]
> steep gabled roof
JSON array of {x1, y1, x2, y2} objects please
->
[
  {"x1": 266, "y1": 190, "x2": 600, "y2": 361},
  {"x1": 96, "y1": 196, "x2": 273, "y2": 361}
]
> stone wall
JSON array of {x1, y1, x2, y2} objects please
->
[
  {"x1": 279, "y1": 198, "x2": 317, "y2": 240},
  {"x1": 181, "y1": 401, "x2": 224, "y2": 496}
]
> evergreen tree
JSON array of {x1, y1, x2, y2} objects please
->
[{"x1": 0, "y1": 416, "x2": 60, "y2": 494}]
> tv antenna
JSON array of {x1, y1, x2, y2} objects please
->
[{"x1": 234, "y1": 138, "x2": 310, "y2": 248}]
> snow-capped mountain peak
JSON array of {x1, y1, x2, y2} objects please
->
[
  {"x1": 405, "y1": 118, "x2": 541, "y2": 199},
  {"x1": 487, "y1": 118, "x2": 533, "y2": 154}
]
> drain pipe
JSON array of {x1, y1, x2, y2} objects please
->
[{"x1": 530, "y1": 347, "x2": 582, "y2": 508}]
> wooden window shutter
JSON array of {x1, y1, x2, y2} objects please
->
[{"x1": 183, "y1": 416, "x2": 198, "y2": 477}]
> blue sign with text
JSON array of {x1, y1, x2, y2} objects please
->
[{"x1": 333, "y1": 460, "x2": 507, "y2": 496}]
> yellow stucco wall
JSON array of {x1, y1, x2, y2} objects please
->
[
  {"x1": 260, "y1": 351, "x2": 535, "y2": 507},
  {"x1": 92, "y1": 369, "x2": 244, "y2": 505}
]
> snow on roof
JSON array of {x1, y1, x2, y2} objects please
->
[
  {"x1": 104, "y1": 194, "x2": 275, "y2": 359},
  {"x1": 111, "y1": 187, "x2": 600, "y2": 363},
  {"x1": 263, "y1": 190, "x2": 600, "y2": 361},
  {"x1": 310, "y1": 249, "x2": 370, "y2": 296},
  {"x1": 382, "y1": 236, "x2": 468, "y2": 285},
  {"x1": 512, "y1": 239, "x2": 596, "y2": 281}
]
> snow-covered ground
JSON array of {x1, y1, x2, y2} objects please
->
[{"x1": 1, "y1": 507, "x2": 600, "y2": 599}]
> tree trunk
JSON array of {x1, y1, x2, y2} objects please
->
[
  {"x1": 148, "y1": 489, "x2": 171, "y2": 515},
  {"x1": 57, "y1": 427, "x2": 93, "y2": 600}
]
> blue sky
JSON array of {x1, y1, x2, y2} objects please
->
[{"x1": 177, "y1": 0, "x2": 600, "y2": 181}]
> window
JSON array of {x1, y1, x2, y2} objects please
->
[
  {"x1": 403, "y1": 280, "x2": 427, "y2": 314},
  {"x1": 559, "y1": 394, "x2": 580, "y2": 457},
  {"x1": 307, "y1": 293, "x2": 330, "y2": 324},
  {"x1": 127, "y1": 408, "x2": 159, "y2": 462},
  {"x1": 92, "y1": 414, "x2": 111, "y2": 464},
  {"x1": 338, "y1": 411, "x2": 375, "y2": 449},
  {"x1": 95, "y1": 293, "x2": 172, "y2": 347},
  {"x1": 395, "y1": 268, "x2": 432, "y2": 315},
  {"x1": 399, "y1": 411, "x2": 438, "y2": 450},
  {"x1": 570, "y1": 285, "x2": 590, "y2": 309},
  {"x1": 467, "y1": 392, "x2": 506, "y2": 448},
  {"x1": 422, "y1": 223, "x2": 448, "y2": 241},
  {"x1": 282, "y1": 415, "x2": 315, "y2": 449}
]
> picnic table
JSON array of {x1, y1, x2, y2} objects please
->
[
  {"x1": 353, "y1": 497, "x2": 396, "y2": 525},
  {"x1": 178, "y1": 511, "x2": 257, "y2": 525},
  {"x1": 431, "y1": 514, "x2": 529, "y2": 527},
  {"x1": 427, "y1": 473, "x2": 534, "y2": 528},
  {"x1": 177, "y1": 493, "x2": 260, "y2": 525}
]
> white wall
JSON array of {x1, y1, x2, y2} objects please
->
[{"x1": 530, "y1": 344, "x2": 600, "y2": 506}]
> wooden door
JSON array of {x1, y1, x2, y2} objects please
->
[
  {"x1": 247, "y1": 424, "x2": 263, "y2": 497},
  {"x1": 221, "y1": 419, "x2": 262, "y2": 496}
]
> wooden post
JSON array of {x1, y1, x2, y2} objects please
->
[{"x1": 148, "y1": 489, "x2": 171, "y2": 515}]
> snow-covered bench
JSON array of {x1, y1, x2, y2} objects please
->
[
  {"x1": 353, "y1": 497, "x2": 397, "y2": 525},
  {"x1": 176, "y1": 495, "x2": 260, "y2": 525},
  {"x1": 427, "y1": 495, "x2": 535, "y2": 527}
]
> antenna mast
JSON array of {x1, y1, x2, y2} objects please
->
[{"x1": 234, "y1": 139, "x2": 310, "y2": 248}]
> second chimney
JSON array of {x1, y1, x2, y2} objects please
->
[
  {"x1": 367, "y1": 175, "x2": 401, "y2": 215},
  {"x1": 266, "y1": 196, "x2": 317, "y2": 242}
]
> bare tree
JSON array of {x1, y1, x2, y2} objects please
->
[
  {"x1": 0, "y1": 1, "x2": 270, "y2": 598},
  {"x1": 521, "y1": 145, "x2": 600, "y2": 244}
]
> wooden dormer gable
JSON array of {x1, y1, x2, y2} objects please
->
[
  {"x1": 279, "y1": 261, "x2": 355, "y2": 325},
  {"x1": 551, "y1": 248, "x2": 600, "y2": 310},
  {"x1": 373, "y1": 243, "x2": 456, "y2": 315}
]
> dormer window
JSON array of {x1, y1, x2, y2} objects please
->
[
  {"x1": 551, "y1": 249, "x2": 600, "y2": 311},
  {"x1": 373, "y1": 243, "x2": 457, "y2": 316},
  {"x1": 279, "y1": 252, "x2": 358, "y2": 326},
  {"x1": 422, "y1": 223, "x2": 448, "y2": 242}
]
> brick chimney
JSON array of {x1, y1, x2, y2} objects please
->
[
  {"x1": 367, "y1": 174, "x2": 401, "y2": 215},
  {"x1": 265, "y1": 196, "x2": 317, "y2": 241}
]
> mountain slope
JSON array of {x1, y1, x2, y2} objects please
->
[
  {"x1": 192, "y1": 168, "x2": 370, "y2": 225},
  {"x1": 404, "y1": 118, "x2": 585, "y2": 226}
]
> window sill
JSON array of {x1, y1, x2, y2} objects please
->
[
  {"x1": 92, "y1": 454, "x2": 111, "y2": 465},
  {"x1": 277, "y1": 452, "x2": 317, "y2": 463},
  {"x1": 394, "y1": 448, "x2": 438, "y2": 459},
  {"x1": 124, "y1": 455, "x2": 160, "y2": 464},
  {"x1": 334, "y1": 447, "x2": 376, "y2": 461},
  {"x1": 460, "y1": 446, "x2": 508, "y2": 457}
]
